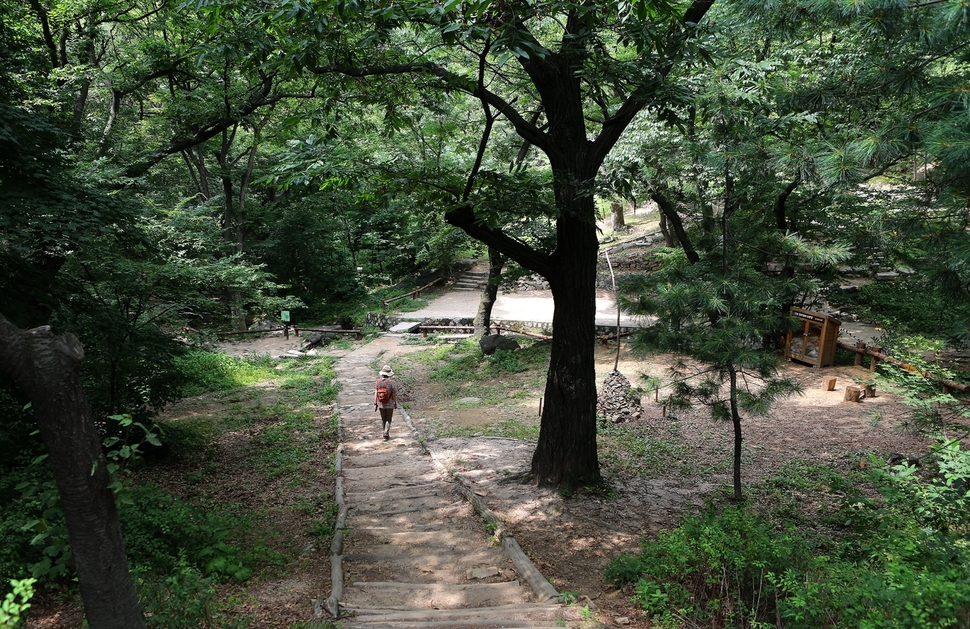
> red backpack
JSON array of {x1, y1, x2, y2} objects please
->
[{"x1": 376, "y1": 379, "x2": 391, "y2": 403}]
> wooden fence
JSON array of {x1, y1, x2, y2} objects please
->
[{"x1": 837, "y1": 340, "x2": 969, "y2": 393}]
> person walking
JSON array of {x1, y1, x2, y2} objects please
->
[{"x1": 374, "y1": 365, "x2": 399, "y2": 441}]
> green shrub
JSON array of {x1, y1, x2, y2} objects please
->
[
  {"x1": 120, "y1": 484, "x2": 283, "y2": 582},
  {"x1": 0, "y1": 463, "x2": 72, "y2": 586},
  {"x1": 836, "y1": 279, "x2": 970, "y2": 340},
  {"x1": 0, "y1": 578, "x2": 35, "y2": 628},
  {"x1": 606, "y1": 505, "x2": 805, "y2": 627},
  {"x1": 610, "y1": 454, "x2": 970, "y2": 629},
  {"x1": 135, "y1": 559, "x2": 250, "y2": 628}
]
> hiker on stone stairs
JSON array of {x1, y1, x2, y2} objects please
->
[{"x1": 374, "y1": 365, "x2": 399, "y2": 441}]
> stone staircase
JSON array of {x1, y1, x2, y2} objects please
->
[
  {"x1": 325, "y1": 336, "x2": 583, "y2": 628},
  {"x1": 453, "y1": 269, "x2": 489, "y2": 291}
]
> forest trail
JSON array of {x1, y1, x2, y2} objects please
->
[{"x1": 327, "y1": 335, "x2": 585, "y2": 628}]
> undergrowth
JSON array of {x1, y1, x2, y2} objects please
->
[
  {"x1": 607, "y1": 445, "x2": 970, "y2": 629},
  {"x1": 1, "y1": 349, "x2": 340, "y2": 627}
]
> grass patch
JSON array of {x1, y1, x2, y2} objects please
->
[
  {"x1": 175, "y1": 351, "x2": 277, "y2": 397},
  {"x1": 429, "y1": 417, "x2": 540, "y2": 440},
  {"x1": 249, "y1": 410, "x2": 324, "y2": 480},
  {"x1": 597, "y1": 423, "x2": 692, "y2": 477},
  {"x1": 386, "y1": 296, "x2": 429, "y2": 312}
]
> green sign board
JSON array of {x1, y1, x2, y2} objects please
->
[{"x1": 281, "y1": 311, "x2": 290, "y2": 322}]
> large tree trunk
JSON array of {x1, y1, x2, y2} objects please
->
[
  {"x1": 530, "y1": 175, "x2": 602, "y2": 490},
  {"x1": 0, "y1": 315, "x2": 145, "y2": 629},
  {"x1": 474, "y1": 247, "x2": 504, "y2": 338}
]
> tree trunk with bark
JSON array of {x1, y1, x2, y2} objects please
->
[
  {"x1": 0, "y1": 315, "x2": 145, "y2": 629},
  {"x1": 530, "y1": 206, "x2": 602, "y2": 490},
  {"x1": 728, "y1": 365, "x2": 744, "y2": 502},
  {"x1": 475, "y1": 247, "x2": 504, "y2": 338},
  {"x1": 610, "y1": 201, "x2": 625, "y2": 232}
]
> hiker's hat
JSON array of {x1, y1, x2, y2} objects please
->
[{"x1": 379, "y1": 365, "x2": 394, "y2": 377}]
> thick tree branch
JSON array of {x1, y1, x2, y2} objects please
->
[
  {"x1": 774, "y1": 177, "x2": 801, "y2": 231},
  {"x1": 445, "y1": 205, "x2": 553, "y2": 277},
  {"x1": 123, "y1": 73, "x2": 276, "y2": 179},
  {"x1": 652, "y1": 190, "x2": 700, "y2": 264},
  {"x1": 28, "y1": 0, "x2": 60, "y2": 69},
  {"x1": 591, "y1": 0, "x2": 717, "y2": 165},
  {"x1": 311, "y1": 62, "x2": 550, "y2": 150}
]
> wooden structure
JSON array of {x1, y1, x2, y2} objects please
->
[
  {"x1": 837, "y1": 340, "x2": 970, "y2": 393},
  {"x1": 786, "y1": 308, "x2": 841, "y2": 368}
]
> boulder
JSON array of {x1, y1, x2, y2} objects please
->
[
  {"x1": 479, "y1": 334, "x2": 520, "y2": 355},
  {"x1": 303, "y1": 332, "x2": 336, "y2": 349}
]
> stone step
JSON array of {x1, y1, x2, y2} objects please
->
[
  {"x1": 342, "y1": 580, "x2": 531, "y2": 610},
  {"x1": 350, "y1": 498, "x2": 469, "y2": 526},
  {"x1": 344, "y1": 475, "x2": 443, "y2": 494},
  {"x1": 345, "y1": 482, "x2": 446, "y2": 500},
  {"x1": 341, "y1": 547, "x2": 510, "y2": 572},
  {"x1": 346, "y1": 529, "x2": 489, "y2": 550},
  {"x1": 342, "y1": 544, "x2": 517, "y2": 588},
  {"x1": 339, "y1": 602, "x2": 579, "y2": 628}
]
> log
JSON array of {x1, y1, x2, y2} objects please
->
[
  {"x1": 503, "y1": 537, "x2": 561, "y2": 603},
  {"x1": 822, "y1": 377, "x2": 837, "y2": 391},
  {"x1": 844, "y1": 385, "x2": 862, "y2": 402}
]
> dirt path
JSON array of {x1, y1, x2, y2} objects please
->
[{"x1": 328, "y1": 336, "x2": 587, "y2": 628}]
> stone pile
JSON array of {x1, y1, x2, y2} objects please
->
[
  {"x1": 513, "y1": 274, "x2": 550, "y2": 291},
  {"x1": 597, "y1": 370, "x2": 645, "y2": 423}
]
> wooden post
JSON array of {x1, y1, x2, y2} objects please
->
[
  {"x1": 869, "y1": 346, "x2": 881, "y2": 372},
  {"x1": 844, "y1": 385, "x2": 862, "y2": 402},
  {"x1": 284, "y1": 325, "x2": 289, "y2": 340},
  {"x1": 655, "y1": 388, "x2": 659, "y2": 402},
  {"x1": 538, "y1": 397, "x2": 543, "y2": 417},
  {"x1": 822, "y1": 377, "x2": 837, "y2": 391},
  {"x1": 854, "y1": 341, "x2": 865, "y2": 367}
]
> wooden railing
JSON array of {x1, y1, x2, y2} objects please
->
[
  {"x1": 837, "y1": 340, "x2": 969, "y2": 393},
  {"x1": 381, "y1": 278, "x2": 444, "y2": 308}
]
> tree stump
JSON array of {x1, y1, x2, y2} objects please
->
[
  {"x1": 864, "y1": 384, "x2": 876, "y2": 398},
  {"x1": 844, "y1": 385, "x2": 862, "y2": 402},
  {"x1": 822, "y1": 377, "x2": 837, "y2": 391}
]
